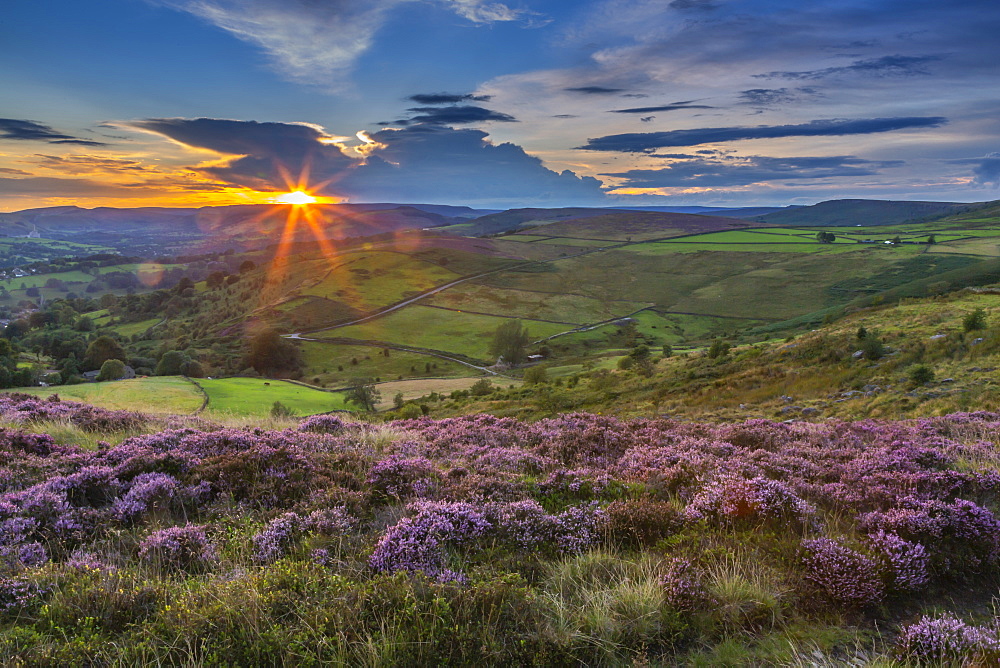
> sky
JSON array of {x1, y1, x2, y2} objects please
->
[{"x1": 1, "y1": 0, "x2": 999, "y2": 211}]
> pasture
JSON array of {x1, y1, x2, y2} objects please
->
[
  {"x1": 195, "y1": 377, "x2": 352, "y2": 416},
  {"x1": 317, "y1": 305, "x2": 569, "y2": 360},
  {"x1": 16, "y1": 376, "x2": 205, "y2": 415},
  {"x1": 298, "y1": 340, "x2": 471, "y2": 386}
]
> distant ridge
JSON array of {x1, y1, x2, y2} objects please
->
[{"x1": 754, "y1": 198, "x2": 975, "y2": 227}]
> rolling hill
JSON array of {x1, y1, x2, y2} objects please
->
[{"x1": 754, "y1": 198, "x2": 974, "y2": 227}]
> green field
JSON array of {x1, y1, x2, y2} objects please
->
[
  {"x1": 428, "y1": 283, "x2": 649, "y2": 325},
  {"x1": 17, "y1": 376, "x2": 205, "y2": 415},
  {"x1": 318, "y1": 305, "x2": 569, "y2": 360},
  {"x1": 299, "y1": 340, "x2": 472, "y2": 386},
  {"x1": 195, "y1": 377, "x2": 351, "y2": 416}
]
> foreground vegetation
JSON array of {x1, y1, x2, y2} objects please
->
[{"x1": 1, "y1": 395, "x2": 999, "y2": 664}]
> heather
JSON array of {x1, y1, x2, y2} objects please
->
[{"x1": 2, "y1": 398, "x2": 1000, "y2": 663}]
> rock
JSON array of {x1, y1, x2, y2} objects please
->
[
  {"x1": 780, "y1": 406, "x2": 802, "y2": 414},
  {"x1": 862, "y1": 384, "x2": 881, "y2": 393},
  {"x1": 781, "y1": 395, "x2": 795, "y2": 403},
  {"x1": 940, "y1": 378, "x2": 955, "y2": 383},
  {"x1": 930, "y1": 334, "x2": 946, "y2": 340},
  {"x1": 852, "y1": 350, "x2": 865, "y2": 359},
  {"x1": 801, "y1": 407, "x2": 820, "y2": 416},
  {"x1": 972, "y1": 338, "x2": 985, "y2": 345}
]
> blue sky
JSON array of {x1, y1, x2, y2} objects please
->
[{"x1": 1, "y1": 0, "x2": 998, "y2": 210}]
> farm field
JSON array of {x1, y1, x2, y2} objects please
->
[
  {"x1": 298, "y1": 340, "x2": 472, "y2": 387},
  {"x1": 298, "y1": 251, "x2": 461, "y2": 313},
  {"x1": 317, "y1": 305, "x2": 569, "y2": 360},
  {"x1": 195, "y1": 377, "x2": 351, "y2": 416},
  {"x1": 426, "y1": 283, "x2": 649, "y2": 325},
  {"x1": 16, "y1": 376, "x2": 205, "y2": 415},
  {"x1": 373, "y1": 375, "x2": 521, "y2": 409}
]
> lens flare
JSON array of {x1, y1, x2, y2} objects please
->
[{"x1": 274, "y1": 190, "x2": 317, "y2": 205}]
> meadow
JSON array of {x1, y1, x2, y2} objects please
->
[
  {"x1": 194, "y1": 377, "x2": 350, "y2": 417},
  {"x1": 0, "y1": 395, "x2": 998, "y2": 664}
]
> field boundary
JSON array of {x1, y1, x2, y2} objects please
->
[{"x1": 185, "y1": 376, "x2": 211, "y2": 414}]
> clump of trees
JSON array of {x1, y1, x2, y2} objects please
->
[{"x1": 490, "y1": 320, "x2": 531, "y2": 365}]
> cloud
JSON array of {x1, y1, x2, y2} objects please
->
[
  {"x1": 407, "y1": 93, "x2": 493, "y2": 104},
  {"x1": 756, "y1": 54, "x2": 941, "y2": 80},
  {"x1": 0, "y1": 168, "x2": 29, "y2": 176},
  {"x1": 610, "y1": 102, "x2": 714, "y2": 114},
  {"x1": 668, "y1": 0, "x2": 719, "y2": 11},
  {"x1": 579, "y1": 116, "x2": 948, "y2": 152},
  {"x1": 29, "y1": 154, "x2": 153, "y2": 173},
  {"x1": 972, "y1": 153, "x2": 1000, "y2": 187},
  {"x1": 0, "y1": 177, "x2": 163, "y2": 198},
  {"x1": 738, "y1": 87, "x2": 820, "y2": 107},
  {"x1": 159, "y1": 0, "x2": 526, "y2": 87},
  {"x1": 0, "y1": 119, "x2": 106, "y2": 146},
  {"x1": 564, "y1": 86, "x2": 626, "y2": 95},
  {"x1": 126, "y1": 117, "x2": 606, "y2": 206},
  {"x1": 952, "y1": 153, "x2": 1000, "y2": 188},
  {"x1": 394, "y1": 105, "x2": 517, "y2": 126},
  {"x1": 603, "y1": 154, "x2": 902, "y2": 188}
]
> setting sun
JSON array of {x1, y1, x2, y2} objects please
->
[{"x1": 274, "y1": 190, "x2": 316, "y2": 205}]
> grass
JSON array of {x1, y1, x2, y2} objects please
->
[
  {"x1": 195, "y1": 376, "x2": 352, "y2": 416},
  {"x1": 318, "y1": 305, "x2": 569, "y2": 360},
  {"x1": 15, "y1": 376, "x2": 205, "y2": 415},
  {"x1": 374, "y1": 376, "x2": 521, "y2": 409},
  {"x1": 427, "y1": 283, "x2": 649, "y2": 325},
  {"x1": 298, "y1": 340, "x2": 471, "y2": 386}
]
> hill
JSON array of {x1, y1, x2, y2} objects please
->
[{"x1": 756, "y1": 198, "x2": 974, "y2": 227}]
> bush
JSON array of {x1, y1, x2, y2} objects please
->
[
  {"x1": 96, "y1": 359, "x2": 126, "y2": 382},
  {"x1": 138, "y1": 525, "x2": 216, "y2": 572},
  {"x1": 605, "y1": 499, "x2": 683, "y2": 547},
  {"x1": 909, "y1": 364, "x2": 935, "y2": 385},
  {"x1": 963, "y1": 307, "x2": 987, "y2": 332},
  {"x1": 801, "y1": 538, "x2": 884, "y2": 607},
  {"x1": 270, "y1": 401, "x2": 295, "y2": 418},
  {"x1": 860, "y1": 335, "x2": 886, "y2": 360}
]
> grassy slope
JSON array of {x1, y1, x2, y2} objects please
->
[
  {"x1": 17, "y1": 376, "x2": 205, "y2": 415},
  {"x1": 195, "y1": 377, "x2": 351, "y2": 416}
]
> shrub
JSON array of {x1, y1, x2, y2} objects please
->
[
  {"x1": 606, "y1": 499, "x2": 683, "y2": 547},
  {"x1": 685, "y1": 476, "x2": 817, "y2": 528},
  {"x1": 963, "y1": 307, "x2": 987, "y2": 332},
  {"x1": 896, "y1": 613, "x2": 1000, "y2": 664},
  {"x1": 138, "y1": 525, "x2": 216, "y2": 572},
  {"x1": 909, "y1": 364, "x2": 935, "y2": 385},
  {"x1": 801, "y1": 538, "x2": 884, "y2": 608}
]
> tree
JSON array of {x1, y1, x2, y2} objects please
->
[
  {"x1": 346, "y1": 378, "x2": 381, "y2": 412},
  {"x1": 891, "y1": 236, "x2": 902, "y2": 245},
  {"x1": 815, "y1": 231, "x2": 836, "y2": 243},
  {"x1": 470, "y1": 378, "x2": 493, "y2": 396},
  {"x1": 926, "y1": 234, "x2": 936, "y2": 244},
  {"x1": 246, "y1": 329, "x2": 301, "y2": 375},
  {"x1": 661, "y1": 344, "x2": 673, "y2": 357},
  {"x1": 523, "y1": 365, "x2": 548, "y2": 385},
  {"x1": 393, "y1": 392, "x2": 405, "y2": 409},
  {"x1": 155, "y1": 350, "x2": 189, "y2": 376},
  {"x1": 489, "y1": 320, "x2": 531, "y2": 365},
  {"x1": 239, "y1": 260, "x2": 257, "y2": 274},
  {"x1": 84, "y1": 336, "x2": 126, "y2": 370},
  {"x1": 963, "y1": 308, "x2": 987, "y2": 333},
  {"x1": 96, "y1": 358, "x2": 126, "y2": 382},
  {"x1": 856, "y1": 326, "x2": 868, "y2": 340}
]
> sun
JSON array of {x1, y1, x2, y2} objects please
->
[{"x1": 273, "y1": 190, "x2": 317, "y2": 205}]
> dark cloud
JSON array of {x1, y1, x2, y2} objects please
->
[
  {"x1": 564, "y1": 86, "x2": 626, "y2": 94},
  {"x1": 0, "y1": 167, "x2": 29, "y2": 176},
  {"x1": 603, "y1": 155, "x2": 902, "y2": 188},
  {"x1": 738, "y1": 87, "x2": 820, "y2": 107},
  {"x1": 552, "y1": 114, "x2": 578, "y2": 119},
  {"x1": 611, "y1": 102, "x2": 714, "y2": 114},
  {"x1": 0, "y1": 118, "x2": 106, "y2": 146},
  {"x1": 953, "y1": 153, "x2": 1000, "y2": 188},
  {"x1": 127, "y1": 118, "x2": 357, "y2": 192},
  {"x1": 407, "y1": 92, "x2": 492, "y2": 104},
  {"x1": 973, "y1": 153, "x2": 1000, "y2": 187},
  {"x1": 756, "y1": 54, "x2": 941, "y2": 80},
  {"x1": 579, "y1": 116, "x2": 948, "y2": 152},
  {"x1": 669, "y1": 0, "x2": 719, "y2": 11},
  {"x1": 128, "y1": 117, "x2": 605, "y2": 206},
  {"x1": 398, "y1": 105, "x2": 517, "y2": 126},
  {"x1": 640, "y1": 116, "x2": 655, "y2": 123},
  {"x1": 30, "y1": 154, "x2": 152, "y2": 173},
  {"x1": 0, "y1": 177, "x2": 156, "y2": 197}
]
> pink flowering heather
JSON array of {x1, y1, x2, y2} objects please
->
[
  {"x1": 138, "y1": 524, "x2": 216, "y2": 572},
  {"x1": 252, "y1": 512, "x2": 305, "y2": 563},
  {"x1": 801, "y1": 538, "x2": 884, "y2": 607},
  {"x1": 865, "y1": 531, "x2": 930, "y2": 592},
  {"x1": 660, "y1": 558, "x2": 711, "y2": 611},
  {"x1": 685, "y1": 475, "x2": 817, "y2": 528},
  {"x1": 896, "y1": 613, "x2": 1000, "y2": 664}
]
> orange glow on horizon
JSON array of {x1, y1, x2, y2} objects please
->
[{"x1": 273, "y1": 190, "x2": 317, "y2": 205}]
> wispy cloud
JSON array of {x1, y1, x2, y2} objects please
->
[
  {"x1": 407, "y1": 92, "x2": 493, "y2": 104},
  {"x1": 579, "y1": 117, "x2": 948, "y2": 152},
  {"x1": 159, "y1": 0, "x2": 529, "y2": 88},
  {"x1": 389, "y1": 105, "x2": 517, "y2": 126},
  {"x1": 0, "y1": 118, "x2": 106, "y2": 146},
  {"x1": 755, "y1": 54, "x2": 941, "y2": 80}
]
